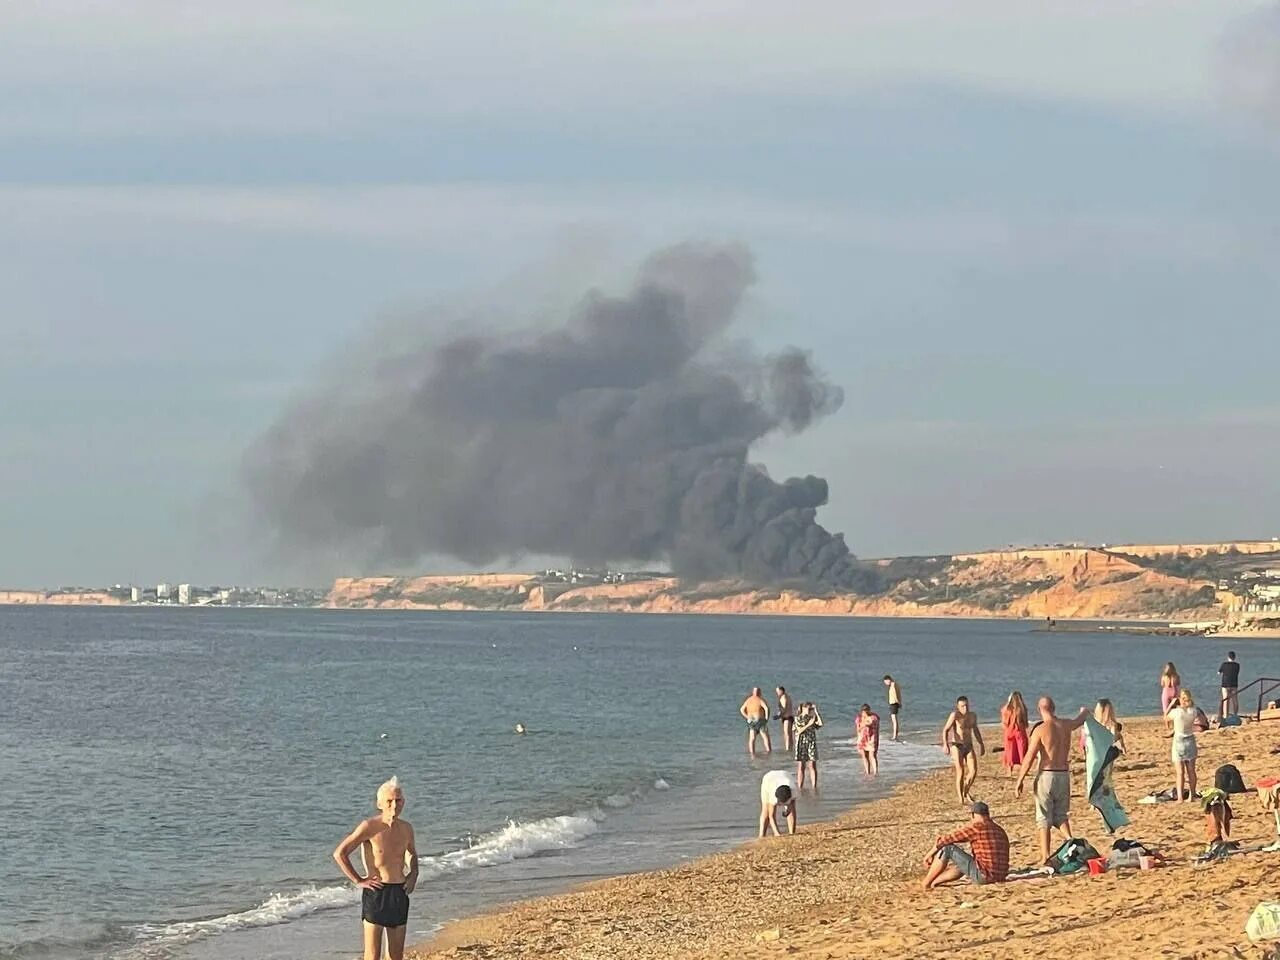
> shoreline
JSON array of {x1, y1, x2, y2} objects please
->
[{"x1": 409, "y1": 716, "x2": 1280, "y2": 959}]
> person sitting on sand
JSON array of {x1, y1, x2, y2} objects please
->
[
  {"x1": 922, "y1": 801, "x2": 1010, "y2": 890},
  {"x1": 1166, "y1": 689, "x2": 1200, "y2": 801},
  {"x1": 883, "y1": 675, "x2": 903, "y2": 741},
  {"x1": 856, "y1": 703, "x2": 880, "y2": 776},
  {"x1": 740, "y1": 687, "x2": 772, "y2": 756},
  {"x1": 758, "y1": 769, "x2": 798, "y2": 837},
  {"x1": 1000, "y1": 691, "x2": 1029, "y2": 778},
  {"x1": 941, "y1": 696, "x2": 985, "y2": 804},
  {"x1": 332, "y1": 776, "x2": 419, "y2": 960},
  {"x1": 794, "y1": 701, "x2": 824, "y2": 788},
  {"x1": 775, "y1": 685, "x2": 795, "y2": 752},
  {"x1": 1015, "y1": 697, "x2": 1089, "y2": 864}
]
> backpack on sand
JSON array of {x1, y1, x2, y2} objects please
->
[
  {"x1": 1048, "y1": 838, "x2": 1101, "y2": 875},
  {"x1": 1216, "y1": 764, "x2": 1248, "y2": 795}
]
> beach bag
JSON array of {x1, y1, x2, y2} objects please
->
[
  {"x1": 1246, "y1": 903, "x2": 1280, "y2": 942},
  {"x1": 1048, "y1": 838, "x2": 1101, "y2": 875},
  {"x1": 1216, "y1": 764, "x2": 1248, "y2": 794}
]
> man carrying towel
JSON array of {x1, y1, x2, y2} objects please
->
[
  {"x1": 922, "y1": 801, "x2": 1010, "y2": 890},
  {"x1": 1015, "y1": 697, "x2": 1089, "y2": 865}
]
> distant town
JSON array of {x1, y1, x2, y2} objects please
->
[{"x1": 0, "y1": 582, "x2": 328, "y2": 607}]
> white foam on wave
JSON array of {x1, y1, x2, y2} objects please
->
[
  {"x1": 654, "y1": 777, "x2": 670, "y2": 790},
  {"x1": 121, "y1": 777, "x2": 668, "y2": 956},
  {"x1": 123, "y1": 884, "x2": 358, "y2": 956},
  {"x1": 430, "y1": 810, "x2": 603, "y2": 872}
]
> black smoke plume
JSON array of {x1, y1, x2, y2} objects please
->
[{"x1": 245, "y1": 243, "x2": 872, "y2": 589}]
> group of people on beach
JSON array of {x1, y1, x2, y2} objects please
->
[
  {"x1": 920, "y1": 652, "x2": 1248, "y2": 891},
  {"x1": 751, "y1": 676, "x2": 907, "y2": 837},
  {"x1": 330, "y1": 652, "x2": 1250, "y2": 956}
]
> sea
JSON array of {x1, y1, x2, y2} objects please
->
[{"x1": 0, "y1": 607, "x2": 1266, "y2": 960}]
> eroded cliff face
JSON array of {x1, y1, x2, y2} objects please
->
[{"x1": 325, "y1": 545, "x2": 1238, "y2": 620}]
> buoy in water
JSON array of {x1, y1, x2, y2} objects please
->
[
  {"x1": 379, "y1": 733, "x2": 388, "y2": 740},
  {"x1": 514, "y1": 723, "x2": 527, "y2": 735}
]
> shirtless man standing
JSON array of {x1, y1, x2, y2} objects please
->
[
  {"x1": 775, "y1": 686, "x2": 796, "y2": 751},
  {"x1": 333, "y1": 776, "x2": 420, "y2": 960},
  {"x1": 941, "y1": 696, "x2": 985, "y2": 804},
  {"x1": 1015, "y1": 697, "x2": 1089, "y2": 863},
  {"x1": 740, "y1": 687, "x2": 772, "y2": 755}
]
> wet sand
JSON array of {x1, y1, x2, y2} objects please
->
[{"x1": 409, "y1": 716, "x2": 1280, "y2": 960}]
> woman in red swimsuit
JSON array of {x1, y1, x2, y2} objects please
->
[{"x1": 1000, "y1": 691, "x2": 1029, "y2": 776}]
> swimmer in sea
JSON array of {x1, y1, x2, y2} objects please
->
[
  {"x1": 333, "y1": 776, "x2": 419, "y2": 960},
  {"x1": 740, "y1": 687, "x2": 772, "y2": 756}
]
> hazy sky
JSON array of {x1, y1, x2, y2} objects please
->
[{"x1": 4, "y1": 1, "x2": 1280, "y2": 587}]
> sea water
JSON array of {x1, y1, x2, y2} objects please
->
[{"x1": 0, "y1": 607, "x2": 1263, "y2": 960}]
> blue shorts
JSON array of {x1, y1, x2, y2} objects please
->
[
  {"x1": 747, "y1": 718, "x2": 768, "y2": 733},
  {"x1": 938, "y1": 844, "x2": 985, "y2": 884}
]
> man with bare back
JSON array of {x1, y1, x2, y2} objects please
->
[
  {"x1": 941, "y1": 696, "x2": 984, "y2": 804},
  {"x1": 1015, "y1": 697, "x2": 1090, "y2": 863},
  {"x1": 740, "y1": 687, "x2": 772, "y2": 755},
  {"x1": 333, "y1": 776, "x2": 420, "y2": 960}
]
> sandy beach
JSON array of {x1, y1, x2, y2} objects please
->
[{"x1": 412, "y1": 716, "x2": 1280, "y2": 960}]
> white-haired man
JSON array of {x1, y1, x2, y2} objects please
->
[{"x1": 333, "y1": 776, "x2": 419, "y2": 960}]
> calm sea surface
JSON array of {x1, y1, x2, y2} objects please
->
[{"x1": 0, "y1": 607, "x2": 1268, "y2": 960}]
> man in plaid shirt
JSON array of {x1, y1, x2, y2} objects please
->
[{"x1": 922, "y1": 801, "x2": 1009, "y2": 889}]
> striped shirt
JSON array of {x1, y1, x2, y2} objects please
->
[{"x1": 937, "y1": 819, "x2": 1010, "y2": 883}]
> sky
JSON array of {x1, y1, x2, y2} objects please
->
[{"x1": 4, "y1": 1, "x2": 1280, "y2": 587}]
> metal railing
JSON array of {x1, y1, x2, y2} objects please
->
[{"x1": 1231, "y1": 677, "x2": 1280, "y2": 721}]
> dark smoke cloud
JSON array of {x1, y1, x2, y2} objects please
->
[{"x1": 245, "y1": 242, "x2": 871, "y2": 589}]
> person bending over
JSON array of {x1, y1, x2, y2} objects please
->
[{"x1": 758, "y1": 769, "x2": 798, "y2": 838}]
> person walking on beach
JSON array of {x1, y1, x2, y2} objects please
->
[
  {"x1": 758, "y1": 768, "x2": 798, "y2": 837},
  {"x1": 1015, "y1": 698, "x2": 1089, "y2": 864},
  {"x1": 775, "y1": 685, "x2": 796, "y2": 751},
  {"x1": 1166, "y1": 689, "x2": 1201, "y2": 801},
  {"x1": 883, "y1": 675, "x2": 903, "y2": 741},
  {"x1": 740, "y1": 687, "x2": 772, "y2": 756},
  {"x1": 856, "y1": 703, "x2": 881, "y2": 775},
  {"x1": 332, "y1": 776, "x2": 419, "y2": 960},
  {"x1": 1219, "y1": 651, "x2": 1241, "y2": 719},
  {"x1": 941, "y1": 696, "x2": 985, "y2": 804},
  {"x1": 1160, "y1": 662, "x2": 1181, "y2": 728},
  {"x1": 1000, "y1": 691, "x2": 1029, "y2": 778},
  {"x1": 794, "y1": 701, "x2": 824, "y2": 788},
  {"x1": 921, "y1": 801, "x2": 1009, "y2": 890}
]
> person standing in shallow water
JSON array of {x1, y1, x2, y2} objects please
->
[
  {"x1": 775, "y1": 685, "x2": 796, "y2": 752},
  {"x1": 333, "y1": 776, "x2": 419, "y2": 960},
  {"x1": 883, "y1": 675, "x2": 903, "y2": 741},
  {"x1": 794, "y1": 701, "x2": 824, "y2": 788},
  {"x1": 856, "y1": 703, "x2": 881, "y2": 775},
  {"x1": 740, "y1": 687, "x2": 772, "y2": 756}
]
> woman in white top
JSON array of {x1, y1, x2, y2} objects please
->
[{"x1": 1166, "y1": 689, "x2": 1199, "y2": 802}]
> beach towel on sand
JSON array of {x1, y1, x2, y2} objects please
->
[{"x1": 1083, "y1": 717, "x2": 1129, "y2": 832}]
